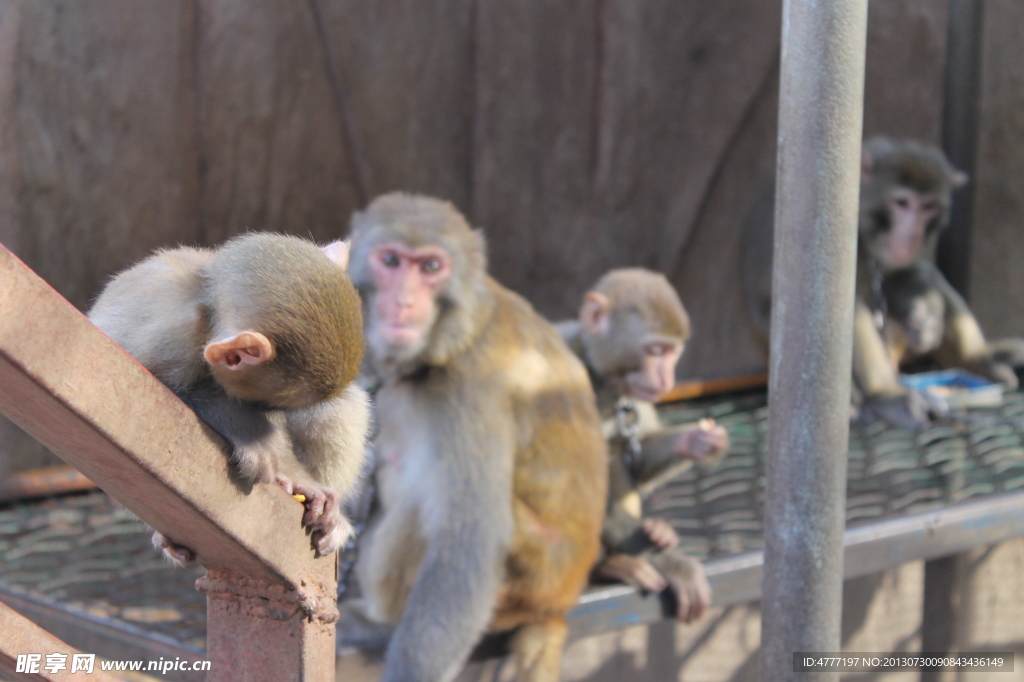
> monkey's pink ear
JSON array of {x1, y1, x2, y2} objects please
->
[
  {"x1": 322, "y1": 241, "x2": 351, "y2": 270},
  {"x1": 580, "y1": 292, "x2": 612, "y2": 336},
  {"x1": 204, "y1": 332, "x2": 275, "y2": 371}
]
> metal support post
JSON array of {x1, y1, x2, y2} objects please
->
[{"x1": 760, "y1": 0, "x2": 868, "y2": 679}]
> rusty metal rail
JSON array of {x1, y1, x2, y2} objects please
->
[{"x1": 0, "y1": 243, "x2": 338, "y2": 681}]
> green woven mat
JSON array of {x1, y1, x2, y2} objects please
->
[{"x1": 650, "y1": 390, "x2": 1024, "y2": 561}]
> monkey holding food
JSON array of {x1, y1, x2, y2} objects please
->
[
  {"x1": 743, "y1": 137, "x2": 1021, "y2": 427},
  {"x1": 88, "y1": 233, "x2": 370, "y2": 563},
  {"x1": 557, "y1": 268, "x2": 725, "y2": 622},
  {"x1": 340, "y1": 193, "x2": 607, "y2": 682}
]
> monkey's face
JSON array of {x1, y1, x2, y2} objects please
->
[
  {"x1": 902, "y1": 294, "x2": 945, "y2": 355},
  {"x1": 367, "y1": 242, "x2": 452, "y2": 354},
  {"x1": 622, "y1": 336, "x2": 684, "y2": 402},
  {"x1": 867, "y1": 187, "x2": 941, "y2": 271}
]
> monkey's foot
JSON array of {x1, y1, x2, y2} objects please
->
[
  {"x1": 594, "y1": 554, "x2": 667, "y2": 593},
  {"x1": 649, "y1": 552, "x2": 711, "y2": 623},
  {"x1": 315, "y1": 514, "x2": 355, "y2": 556},
  {"x1": 859, "y1": 391, "x2": 939, "y2": 430},
  {"x1": 284, "y1": 479, "x2": 352, "y2": 555},
  {"x1": 151, "y1": 531, "x2": 196, "y2": 567}
]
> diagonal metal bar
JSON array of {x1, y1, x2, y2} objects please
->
[
  {"x1": 0, "y1": 600, "x2": 122, "y2": 682},
  {"x1": 0, "y1": 243, "x2": 332, "y2": 589}
]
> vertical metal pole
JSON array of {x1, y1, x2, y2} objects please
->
[
  {"x1": 761, "y1": 0, "x2": 868, "y2": 680},
  {"x1": 937, "y1": 0, "x2": 984, "y2": 299}
]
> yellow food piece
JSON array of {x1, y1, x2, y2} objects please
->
[{"x1": 292, "y1": 493, "x2": 307, "y2": 503}]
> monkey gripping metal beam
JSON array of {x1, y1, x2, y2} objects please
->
[
  {"x1": 761, "y1": 1, "x2": 868, "y2": 680},
  {"x1": 0, "y1": 244, "x2": 338, "y2": 682}
]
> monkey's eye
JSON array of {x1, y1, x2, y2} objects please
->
[
  {"x1": 645, "y1": 343, "x2": 672, "y2": 357},
  {"x1": 421, "y1": 259, "x2": 442, "y2": 274},
  {"x1": 922, "y1": 201, "x2": 938, "y2": 212},
  {"x1": 894, "y1": 197, "x2": 910, "y2": 209},
  {"x1": 381, "y1": 252, "x2": 400, "y2": 268}
]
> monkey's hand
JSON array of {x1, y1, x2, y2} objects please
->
[
  {"x1": 231, "y1": 427, "x2": 288, "y2": 485},
  {"x1": 673, "y1": 420, "x2": 729, "y2": 463},
  {"x1": 279, "y1": 476, "x2": 354, "y2": 556},
  {"x1": 642, "y1": 518, "x2": 680, "y2": 550},
  {"x1": 594, "y1": 554, "x2": 668, "y2": 593},
  {"x1": 860, "y1": 390, "x2": 938, "y2": 430},
  {"x1": 648, "y1": 551, "x2": 712, "y2": 623},
  {"x1": 151, "y1": 531, "x2": 196, "y2": 567}
]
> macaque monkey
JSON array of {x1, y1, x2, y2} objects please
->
[
  {"x1": 853, "y1": 137, "x2": 1020, "y2": 425},
  {"x1": 557, "y1": 268, "x2": 724, "y2": 622},
  {"x1": 742, "y1": 137, "x2": 1019, "y2": 427},
  {"x1": 881, "y1": 266, "x2": 947, "y2": 368},
  {"x1": 88, "y1": 233, "x2": 370, "y2": 561},
  {"x1": 342, "y1": 193, "x2": 607, "y2": 682}
]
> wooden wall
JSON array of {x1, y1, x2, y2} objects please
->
[{"x1": 1, "y1": 0, "x2": 1018, "y2": 475}]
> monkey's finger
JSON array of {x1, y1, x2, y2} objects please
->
[
  {"x1": 635, "y1": 568, "x2": 667, "y2": 593},
  {"x1": 303, "y1": 494, "x2": 327, "y2": 525}
]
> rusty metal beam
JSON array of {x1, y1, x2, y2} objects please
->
[
  {"x1": 0, "y1": 585, "x2": 204, "y2": 682},
  {"x1": 762, "y1": 0, "x2": 868, "y2": 679},
  {"x1": 0, "y1": 600, "x2": 121, "y2": 682},
  {"x1": 0, "y1": 244, "x2": 338, "y2": 680}
]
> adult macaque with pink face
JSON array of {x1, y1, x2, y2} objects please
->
[
  {"x1": 557, "y1": 268, "x2": 726, "y2": 623},
  {"x1": 853, "y1": 138, "x2": 1021, "y2": 427},
  {"x1": 343, "y1": 193, "x2": 607, "y2": 682}
]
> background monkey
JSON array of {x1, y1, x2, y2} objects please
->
[
  {"x1": 342, "y1": 193, "x2": 607, "y2": 682},
  {"x1": 881, "y1": 265, "x2": 947, "y2": 368},
  {"x1": 88, "y1": 233, "x2": 370, "y2": 561},
  {"x1": 557, "y1": 268, "x2": 725, "y2": 622},
  {"x1": 742, "y1": 137, "x2": 1020, "y2": 427}
]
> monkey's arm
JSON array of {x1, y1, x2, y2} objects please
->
[
  {"x1": 853, "y1": 299, "x2": 906, "y2": 398},
  {"x1": 176, "y1": 381, "x2": 288, "y2": 484},
  {"x1": 929, "y1": 266, "x2": 1018, "y2": 388},
  {"x1": 382, "y1": 401, "x2": 513, "y2": 682}
]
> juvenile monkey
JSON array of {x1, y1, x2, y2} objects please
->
[
  {"x1": 343, "y1": 193, "x2": 607, "y2": 682},
  {"x1": 557, "y1": 268, "x2": 725, "y2": 622},
  {"x1": 88, "y1": 233, "x2": 370, "y2": 561},
  {"x1": 881, "y1": 265, "x2": 947, "y2": 368}
]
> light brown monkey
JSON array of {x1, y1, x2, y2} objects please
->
[
  {"x1": 341, "y1": 193, "x2": 607, "y2": 682},
  {"x1": 557, "y1": 268, "x2": 724, "y2": 622},
  {"x1": 88, "y1": 233, "x2": 370, "y2": 561},
  {"x1": 742, "y1": 138, "x2": 1019, "y2": 427}
]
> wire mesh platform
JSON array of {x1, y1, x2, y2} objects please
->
[{"x1": 4, "y1": 389, "x2": 1024, "y2": 665}]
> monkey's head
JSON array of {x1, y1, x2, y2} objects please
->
[
  {"x1": 202, "y1": 233, "x2": 364, "y2": 409},
  {"x1": 348, "y1": 193, "x2": 490, "y2": 372},
  {"x1": 860, "y1": 137, "x2": 968, "y2": 272},
  {"x1": 579, "y1": 268, "x2": 690, "y2": 403},
  {"x1": 882, "y1": 268, "x2": 946, "y2": 356}
]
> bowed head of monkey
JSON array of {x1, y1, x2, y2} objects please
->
[{"x1": 89, "y1": 233, "x2": 370, "y2": 562}]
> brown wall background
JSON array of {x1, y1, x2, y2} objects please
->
[{"x1": 1, "y1": 0, "x2": 1021, "y2": 474}]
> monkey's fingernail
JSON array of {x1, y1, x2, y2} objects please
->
[{"x1": 292, "y1": 493, "x2": 307, "y2": 503}]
